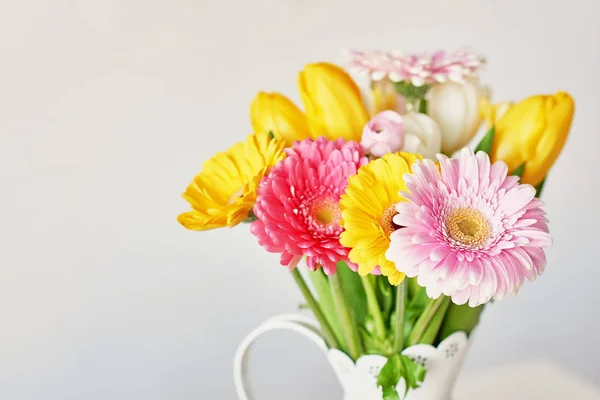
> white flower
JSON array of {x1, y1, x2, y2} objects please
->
[
  {"x1": 426, "y1": 80, "x2": 485, "y2": 154},
  {"x1": 401, "y1": 113, "x2": 442, "y2": 160}
]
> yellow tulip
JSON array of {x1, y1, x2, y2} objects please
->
[
  {"x1": 370, "y1": 79, "x2": 400, "y2": 116},
  {"x1": 250, "y1": 92, "x2": 311, "y2": 146},
  {"x1": 490, "y1": 92, "x2": 575, "y2": 186},
  {"x1": 480, "y1": 96, "x2": 513, "y2": 130},
  {"x1": 298, "y1": 63, "x2": 369, "y2": 142}
]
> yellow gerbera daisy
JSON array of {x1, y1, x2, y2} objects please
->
[
  {"x1": 178, "y1": 131, "x2": 286, "y2": 231},
  {"x1": 339, "y1": 152, "x2": 422, "y2": 285}
]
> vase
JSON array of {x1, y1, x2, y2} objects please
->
[{"x1": 233, "y1": 314, "x2": 474, "y2": 400}]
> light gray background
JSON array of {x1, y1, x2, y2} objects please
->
[{"x1": 1, "y1": 0, "x2": 599, "y2": 399}]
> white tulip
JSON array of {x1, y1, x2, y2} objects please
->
[
  {"x1": 426, "y1": 80, "x2": 484, "y2": 154},
  {"x1": 402, "y1": 112, "x2": 442, "y2": 160}
]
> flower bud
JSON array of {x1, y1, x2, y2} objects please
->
[{"x1": 360, "y1": 111, "x2": 404, "y2": 157}]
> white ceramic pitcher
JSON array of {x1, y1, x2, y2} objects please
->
[{"x1": 233, "y1": 314, "x2": 474, "y2": 400}]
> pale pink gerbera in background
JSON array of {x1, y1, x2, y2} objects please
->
[
  {"x1": 251, "y1": 138, "x2": 368, "y2": 275},
  {"x1": 393, "y1": 49, "x2": 485, "y2": 86},
  {"x1": 348, "y1": 49, "x2": 485, "y2": 86},
  {"x1": 386, "y1": 149, "x2": 552, "y2": 307},
  {"x1": 347, "y1": 50, "x2": 401, "y2": 81}
]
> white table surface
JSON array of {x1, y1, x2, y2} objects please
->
[{"x1": 454, "y1": 359, "x2": 600, "y2": 399}]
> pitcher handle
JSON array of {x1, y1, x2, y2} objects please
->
[{"x1": 233, "y1": 313, "x2": 328, "y2": 400}]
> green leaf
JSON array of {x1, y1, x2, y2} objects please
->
[
  {"x1": 336, "y1": 261, "x2": 368, "y2": 325},
  {"x1": 382, "y1": 387, "x2": 400, "y2": 400},
  {"x1": 377, "y1": 355, "x2": 402, "y2": 396},
  {"x1": 377, "y1": 354, "x2": 427, "y2": 398},
  {"x1": 307, "y1": 269, "x2": 346, "y2": 349},
  {"x1": 535, "y1": 177, "x2": 547, "y2": 198},
  {"x1": 439, "y1": 303, "x2": 484, "y2": 341},
  {"x1": 512, "y1": 163, "x2": 526, "y2": 178},
  {"x1": 399, "y1": 355, "x2": 427, "y2": 395},
  {"x1": 474, "y1": 126, "x2": 495, "y2": 154}
]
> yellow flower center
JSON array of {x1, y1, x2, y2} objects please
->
[
  {"x1": 312, "y1": 201, "x2": 340, "y2": 226},
  {"x1": 446, "y1": 208, "x2": 490, "y2": 247},
  {"x1": 314, "y1": 208, "x2": 333, "y2": 224},
  {"x1": 380, "y1": 204, "x2": 401, "y2": 238},
  {"x1": 301, "y1": 192, "x2": 342, "y2": 236}
]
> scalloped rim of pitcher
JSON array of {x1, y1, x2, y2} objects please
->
[{"x1": 327, "y1": 330, "x2": 471, "y2": 362}]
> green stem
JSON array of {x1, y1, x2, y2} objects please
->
[
  {"x1": 307, "y1": 269, "x2": 346, "y2": 349},
  {"x1": 394, "y1": 280, "x2": 406, "y2": 353},
  {"x1": 418, "y1": 98, "x2": 428, "y2": 114},
  {"x1": 291, "y1": 268, "x2": 340, "y2": 349},
  {"x1": 361, "y1": 275, "x2": 386, "y2": 340},
  {"x1": 408, "y1": 295, "x2": 447, "y2": 346},
  {"x1": 329, "y1": 273, "x2": 362, "y2": 360},
  {"x1": 418, "y1": 297, "x2": 451, "y2": 345}
]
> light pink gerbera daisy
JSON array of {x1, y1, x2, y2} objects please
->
[
  {"x1": 385, "y1": 148, "x2": 552, "y2": 307},
  {"x1": 394, "y1": 49, "x2": 485, "y2": 86},
  {"x1": 348, "y1": 49, "x2": 485, "y2": 87},
  {"x1": 251, "y1": 137, "x2": 368, "y2": 274},
  {"x1": 347, "y1": 50, "x2": 402, "y2": 81}
]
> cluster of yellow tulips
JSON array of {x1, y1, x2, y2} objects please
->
[
  {"x1": 250, "y1": 63, "x2": 369, "y2": 145},
  {"x1": 250, "y1": 62, "x2": 574, "y2": 188}
]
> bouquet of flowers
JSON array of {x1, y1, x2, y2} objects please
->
[{"x1": 178, "y1": 49, "x2": 575, "y2": 399}]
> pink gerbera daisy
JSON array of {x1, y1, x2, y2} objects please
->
[
  {"x1": 385, "y1": 148, "x2": 552, "y2": 307},
  {"x1": 347, "y1": 50, "x2": 401, "y2": 81},
  {"x1": 393, "y1": 49, "x2": 485, "y2": 86},
  {"x1": 251, "y1": 137, "x2": 368, "y2": 274},
  {"x1": 347, "y1": 49, "x2": 485, "y2": 87}
]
